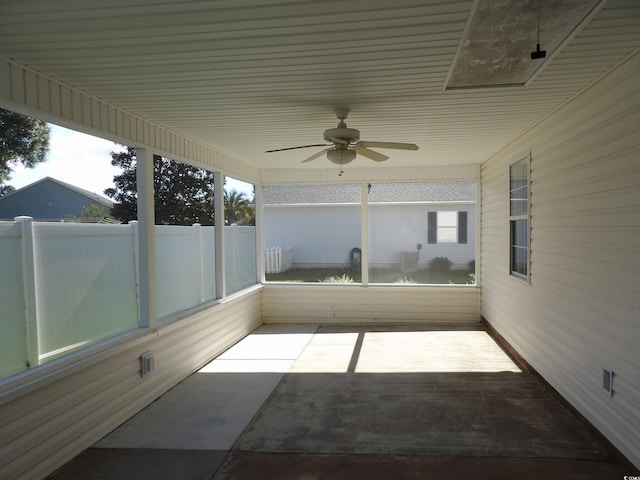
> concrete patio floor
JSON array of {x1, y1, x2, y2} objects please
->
[{"x1": 48, "y1": 324, "x2": 636, "y2": 480}]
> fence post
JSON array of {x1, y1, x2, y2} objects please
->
[
  {"x1": 16, "y1": 216, "x2": 40, "y2": 368},
  {"x1": 136, "y1": 148, "x2": 157, "y2": 329},
  {"x1": 193, "y1": 223, "x2": 204, "y2": 302},
  {"x1": 128, "y1": 220, "x2": 141, "y2": 325},
  {"x1": 214, "y1": 174, "x2": 225, "y2": 299}
]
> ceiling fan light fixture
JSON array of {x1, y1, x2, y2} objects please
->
[{"x1": 327, "y1": 147, "x2": 356, "y2": 165}]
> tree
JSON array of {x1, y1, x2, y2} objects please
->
[
  {"x1": 104, "y1": 147, "x2": 138, "y2": 222},
  {"x1": 104, "y1": 147, "x2": 216, "y2": 225},
  {"x1": 0, "y1": 108, "x2": 50, "y2": 195},
  {"x1": 80, "y1": 204, "x2": 115, "y2": 223},
  {"x1": 0, "y1": 184, "x2": 15, "y2": 197},
  {"x1": 225, "y1": 188, "x2": 255, "y2": 225}
]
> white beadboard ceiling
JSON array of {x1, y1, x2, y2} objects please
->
[{"x1": 0, "y1": 0, "x2": 638, "y2": 171}]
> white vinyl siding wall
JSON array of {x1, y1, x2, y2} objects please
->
[
  {"x1": 369, "y1": 204, "x2": 475, "y2": 269},
  {"x1": 480, "y1": 52, "x2": 640, "y2": 467},
  {"x1": 262, "y1": 284, "x2": 480, "y2": 324},
  {"x1": 264, "y1": 205, "x2": 361, "y2": 268}
]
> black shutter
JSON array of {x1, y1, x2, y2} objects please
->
[
  {"x1": 458, "y1": 211, "x2": 468, "y2": 244},
  {"x1": 427, "y1": 212, "x2": 437, "y2": 244}
]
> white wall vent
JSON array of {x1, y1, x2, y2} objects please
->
[
  {"x1": 603, "y1": 368, "x2": 614, "y2": 396},
  {"x1": 141, "y1": 351, "x2": 155, "y2": 377}
]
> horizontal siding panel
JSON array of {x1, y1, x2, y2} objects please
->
[{"x1": 262, "y1": 285, "x2": 480, "y2": 324}]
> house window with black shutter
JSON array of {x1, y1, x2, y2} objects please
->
[{"x1": 428, "y1": 210, "x2": 468, "y2": 244}]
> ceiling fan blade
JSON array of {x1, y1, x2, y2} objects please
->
[
  {"x1": 265, "y1": 144, "x2": 329, "y2": 153},
  {"x1": 302, "y1": 148, "x2": 332, "y2": 163},
  {"x1": 355, "y1": 146, "x2": 388, "y2": 162},
  {"x1": 356, "y1": 141, "x2": 419, "y2": 151}
]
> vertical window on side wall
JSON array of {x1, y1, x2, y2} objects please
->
[{"x1": 509, "y1": 155, "x2": 530, "y2": 280}]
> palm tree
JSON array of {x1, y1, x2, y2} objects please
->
[{"x1": 224, "y1": 188, "x2": 255, "y2": 225}]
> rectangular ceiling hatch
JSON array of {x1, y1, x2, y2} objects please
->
[{"x1": 445, "y1": 0, "x2": 603, "y2": 89}]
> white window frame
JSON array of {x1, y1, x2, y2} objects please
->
[{"x1": 509, "y1": 154, "x2": 530, "y2": 281}]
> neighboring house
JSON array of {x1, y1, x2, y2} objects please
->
[
  {"x1": 0, "y1": 177, "x2": 114, "y2": 222},
  {"x1": 263, "y1": 182, "x2": 476, "y2": 270}
]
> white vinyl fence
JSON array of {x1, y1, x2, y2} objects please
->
[
  {"x1": 0, "y1": 218, "x2": 256, "y2": 380},
  {"x1": 264, "y1": 246, "x2": 293, "y2": 274},
  {"x1": 0, "y1": 217, "x2": 139, "y2": 378},
  {"x1": 155, "y1": 224, "x2": 216, "y2": 318},
  {"x1": 225, "y1": 226, "x2": 257, "y2": 295}
]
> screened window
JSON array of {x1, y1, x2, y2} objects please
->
[
  {"x1": 263, "y1": 184, "x2": 361, "y2": 283},
  {"x1": 509, "y1": 156, "x2": 530, "y2": 279},
  {"x1": 153, "y1": 155, "x2": 217, "y2": 318},
  {"x1": 369, "y1": 182, "x2": 475, "y2": 285},
  {"x1": 224, "y1": 176, "x2": 257, "y2": 294},
  {"x1": 0, "y1": 117, "x2": 139, "y2": 379}
]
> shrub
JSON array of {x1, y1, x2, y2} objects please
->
[
  {"x1": 394, "y1": 276, "x2": 417, "y2": 284},
  {"x1": 320, "y1": 274, "x2": 355, "y2": 283},
  {"x1": 468, "y1": 259, "x2": 475, "y2": 271},
  {"x1": 430, "y1": 256, "x2": 452, "y2": 272}
]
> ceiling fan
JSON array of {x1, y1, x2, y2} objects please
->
[{"x1": 265, "y1": 108, "x2": 419, "y2": 165}]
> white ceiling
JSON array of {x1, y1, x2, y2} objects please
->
[{"x1": 0, "y1": 0, "x2": 638, "y2": 171}]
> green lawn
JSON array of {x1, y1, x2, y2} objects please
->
[{"x1": 265, "y1": 268, "x2": 475, "y2": 285}]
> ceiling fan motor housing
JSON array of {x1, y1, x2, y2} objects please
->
[{"x1": 324, "y1": 125, "x2": 360, "y2": 144}]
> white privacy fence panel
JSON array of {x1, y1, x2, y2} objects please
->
[
  {"x1": 155, "y1": 224, "x2": 215, "y2": 318},
  {"x1": 0, "y1": 222, "x2": 27, "y2": 378},
  {"x1": 264, "y1": 246, "x2": 293, "y2": 274},
  {"x1": 225, "y1": 226, "x2": 257, "y2": 295},
  {"x1": 0, "y1": 220, "x2": 259, "y2": 380},
  {"x1": 33, "y1": 222, "x2": 140, "y2": 361}
]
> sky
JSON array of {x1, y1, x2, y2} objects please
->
[{"x1": 9, "y1": 124, "x2": 254, "y2": 198}]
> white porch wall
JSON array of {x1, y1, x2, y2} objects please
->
[
  {"x1": 480, "y1": 51, "x2": 640, "y2": 468},
  {"x1": 262, "y1": 284, "x2": 480, "y2": 324}
]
